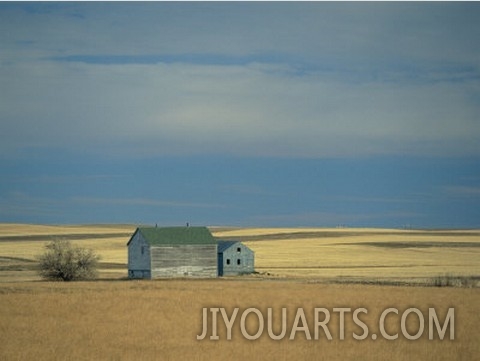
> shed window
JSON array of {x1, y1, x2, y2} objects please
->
[
  {"x1": 141, "y1": 246, "x2": 145, "y2": 255},
  {"x1": 237, "y1": 259, "x2": 241, "y2": 265},
  {"x1": 226, "y1": 259, "x2": 230, "y2": 265},
  {"x1": 237, "y1": 247, "x2": 241, "y2": 253}
]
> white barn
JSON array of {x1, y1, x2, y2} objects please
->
[{"x1": 127, "y1": 226, "x2": 218, "y2": 279}]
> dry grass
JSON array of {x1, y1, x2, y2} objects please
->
[
  {"x1": 1, "y1": 224, "x2": 479, "y2": 360},
  {"x1": 0, "y1": 280, "x2": 478, "y2": 361}
]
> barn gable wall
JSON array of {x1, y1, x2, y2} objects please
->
[
  {"x1": 127, "y1": 230, "x2": 151, "y2": 278},
  {"x1": 218, "y1": 242, "x2": 254, "y2": 276}
]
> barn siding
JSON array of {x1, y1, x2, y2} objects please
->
[
  {"x1": 150, "y1": 244, "x2": 217, "y2": 278},
  {"x1": 127, "y1": 230, "x2": 151, "y2": 278},
  {"x1": 219, "y1": 242, "x2": 254, "y2": 276}
]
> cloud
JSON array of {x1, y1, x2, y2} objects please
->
[
  {"x1": 3, "y1": 3, "x2": 479, "y2": 65},
  {"x1": 327, "y1": 195, "x2": 417, "y2": 204},
  {"x1": 0, "y1": 191, "x2": 67, "y2": 218},
  {"x1": 2, "y1": 59, "x2": 479, "y2": 158},
  {"x1": 250, "y1": 211, "x2": 423, "y2": 227},
  {"x1": 219, "y1": 184, "x2": 279, "y2": 197},
  {"x1": 71, "y1": 197, "x2": 226, "y2": 209},
  {"x1": 3, "y1": 174, "x2": 125, "y2": 185},
  {"x1": 1, "y1": 3, "x2": 479, "y2": 158},
  {"x1": 80, "y1": 2, "x2": 479, "y2": 69},
  {"x1": 0, "y1": 191, "x2": 226, "y2": 224},
  {"x1": 440, "y1": 186, "x2": 480, "y2": 198}
]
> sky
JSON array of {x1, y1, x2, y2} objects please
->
[{"x1": 1, "y1": 2, "x2": 480, "y2": 228}]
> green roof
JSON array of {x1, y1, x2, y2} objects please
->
[{"x1": 136, "y1": 226, "x2": 216, "y2": 246}]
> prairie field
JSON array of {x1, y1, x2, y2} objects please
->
[
  {"x1": 231, "y1": 228, "x2": 480, "y2": 283},
  {"x1": 0, "y1": 224, "x2": 479, "y2": 360},
  {"x1": 1, "y1": 223, "x2": 479, "y2": 283},
  {"x1": 0, "y1": 280, "x2": 479, "y2": 361}
]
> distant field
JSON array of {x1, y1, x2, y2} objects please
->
[
  {"x1": 0, "y1": 224, "x2": 479, "y2": 360},
  {"x1": 0, "y1": 224, "x2": 479, "y2": 284},
  {"x1": 232, "y1": 228, "x2": 480, "y2": 283},
  {"x1": 0, "y1": 223, "x2": 135, "y2": 282}
]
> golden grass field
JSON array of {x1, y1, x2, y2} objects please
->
[
  {"x1": 217, "y1": 227, "x2": 480, "y2": 282},
  {"x1": 0, "y1": 223, "x2": 479, "y2": 360}
]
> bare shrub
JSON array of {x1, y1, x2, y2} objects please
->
[
  {"x1": 37, "y1": 239, "x2": 100, "y2": 281},
  {"x1": 431, "y1": 274, "x2": 479, "y2": 288}
]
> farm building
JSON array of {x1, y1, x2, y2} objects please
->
[
  {"x1": 217, "y1": 241, "x2": 255, "y2": 276},
  {"x1": 127, "y1": 226, "x2": 218, "y2": 279}
]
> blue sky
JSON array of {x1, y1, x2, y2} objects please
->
[{"x1": 1, "y1": 2, "x2": 479, "y2": 228}]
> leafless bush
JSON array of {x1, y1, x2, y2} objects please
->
[{"x1": 37, "y1": 239, "x2": 100, "y2": 281}]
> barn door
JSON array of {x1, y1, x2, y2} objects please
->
[{"x1": 218, "y1": 253, "x2": 223, "y2": 276}]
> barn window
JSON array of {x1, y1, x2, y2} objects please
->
[
  {"x1": 141, "y1": 246, "x2": 144, "y2": 255},
  {"x1": 237, "y1": 259, "x2": 241, "y2": 265},
  {"x1": 226, "y1": 259, "x2": 230, "y2": 265},
  {"x1": 237, "y1": 247, "x2": 241, "y2": 253}
]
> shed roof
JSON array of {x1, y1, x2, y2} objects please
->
[
  {"x1": 217, "y1": 240, "x2": 238, "y2": 253},
  {"x1": 217, "y1": 240, "x2": 253, "y2": 253},
  {"x1": 129, "y1": 226, "x2": 217, "y2": 246}
]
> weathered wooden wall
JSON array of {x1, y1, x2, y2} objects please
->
[
  {"x1": 219, "y1": 242, "x2": 254, "y2": 276},
  {"x1": 150, "y1": 244, "x2": 217, "y2": 278},
  {"x1": 127, "y1": 231, "x2": 151, "y2": 278}
]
